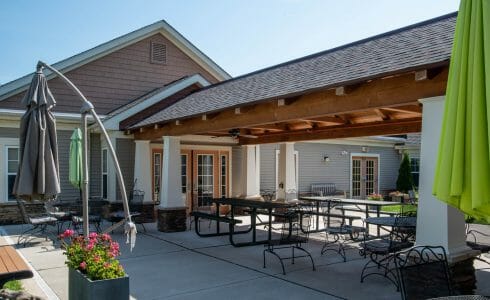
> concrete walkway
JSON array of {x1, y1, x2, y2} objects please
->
[{"x1": 1, "y1": 221, "x2": 489, "y2": 300}]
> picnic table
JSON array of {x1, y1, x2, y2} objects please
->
[
  {"x1": 0, "y1": 246, "x2": 33, "y2": 286},
  {"x1": 299, "y1": 196, "x2": 404, "y2": 236},
  {"x1": 192, "y1": 197, "x2": 297, "y2": 247}
]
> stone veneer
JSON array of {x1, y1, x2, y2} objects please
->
[
  {"x1": 0, "y1": 201, "x2": 45, "y2": 225},
  {"x1": 157, "y1": 207, "x2": 187, "y2": 232},
  {"x1": 450, "y1": 257, "x2": 477, "y2": 295}
]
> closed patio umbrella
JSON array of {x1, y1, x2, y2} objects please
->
[
  {"x1": 433, "y1": 0, "x2": 490, "y2": 220},
  {"x1": 69, "y1": 128, "x2": 83, "y2": 190},
  {"x1": 12, "y1": 70, "x2": 60, "y2": 200}
]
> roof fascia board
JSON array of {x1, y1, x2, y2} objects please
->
[
  {"x1": 103, "y1": 74, "x2": 210, "y2": 130},
  {"x1": 304, "y1": 137, "x2": 405, "y2": 147},
  {"x1": 0, "y1": 21, "x2": 229, "y2": 101}
]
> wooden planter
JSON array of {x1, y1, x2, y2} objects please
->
[{"x1": 68, "y1": 268, "x2": 129, "y2": 300}]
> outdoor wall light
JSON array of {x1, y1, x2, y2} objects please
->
[{"x1": 323, "y1": 155, "x2": 330, "y2": 163}]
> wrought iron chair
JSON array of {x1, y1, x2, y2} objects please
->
[
  {"x1": 44, "y1": 201, "x2": 72, "y2": 234},
  {"x1": 263, "y1": 210, "x2": 316, "y2": 275},
  {"x1": 359, "y1": 212, "x2": 414, "y2": 289},
  {"x1": 466, "y1": 224, "x2": 490, "y2": 266},
  {"x1": 17, "y1": 200, "x2": 57, "y2": 247},
  {"x1": 394, "y1": 245, "x2": 453, "y2": 300},
  {"x1": 321, "y1": 214, "x2": 365, "y2": 262}
]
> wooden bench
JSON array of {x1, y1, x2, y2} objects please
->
[{"x1": 0, "y1": 246, "x2": 33, "y2": 286}]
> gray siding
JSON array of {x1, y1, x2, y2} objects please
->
[
  {"x1": 257, "y1": 142, "x2": 402, "y2": 196},
  {"x1": 116, "y1": 138, "x2": 135, "y2": 199},
  {"x1": 0, "y1": 127, "x2": 19, "y2": 138},
  {"x1": 89, "y1": 133, "x2": 101, "y2": 197},
  {"x1": 57, "y1": 130, "x2": 81, "y2": 201}
]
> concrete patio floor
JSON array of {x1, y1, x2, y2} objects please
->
[{"x1": 1, "y1": 220, "x2": 489, "y2": 300}]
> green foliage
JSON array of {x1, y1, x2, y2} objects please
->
[
  {"x1": 381, "y1": 204, "x2": 417, "y2": 213},
  {"x1": 59, "y1": 230, "x2": 125, "y2": 281},
  {"x1": 3, "y1": 280, "x2": 23, "y2": 291},
  {"x1": 396, "y1": 153, "x2": 414, "y2": 193}
]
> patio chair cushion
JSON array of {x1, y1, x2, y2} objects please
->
[{"x1": 29, "y1": 216, "x2": 57, "y2": 225}]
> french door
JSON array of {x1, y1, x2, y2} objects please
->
[{"x1": 351, "y1": 156, "x2": 379, "y2": 199}]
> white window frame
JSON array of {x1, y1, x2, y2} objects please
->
[
  {"x1": 101, "y1": 148, "x2": 108, "y2": 199},
  {"x1": 349, "y1": 153, "x2": 381, "y2": 199},
  {"x1": 219, "y1": 154, "x2": 227, "y2": 197},
  {"x1": 5, "y1": 146, "x2": 19, "y2": 201}
]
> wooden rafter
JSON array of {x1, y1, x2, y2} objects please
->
[{"x1": 134, "y1": 67, "x2": 447, "y2": 140}]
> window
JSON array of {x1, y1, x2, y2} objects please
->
[
  {"x1": 101, "y1": 149, "x2": 108, "y2": 199},
  {"x1": 410, "y1": 157, "x2": 420, "y2": 188},
  {"x1": 220, "y1": 155, "x2": 227, "y2": 197},
  {"x1": 181, "y1": 154, "x2": 187, "y2": 194},
  {"x1": 153, "y1": 152, "x2": 162, "y2": 195},
  {"x1": 6, "y1": 146, "x2": 19, "y2": 201}
]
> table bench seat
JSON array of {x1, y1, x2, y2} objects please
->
[
  {"x1": 190, "y1": 212, "x2": 242, "y2": 225},
  {"x1": 0, "y1": 246, "x2": 33, "y2": 286}
]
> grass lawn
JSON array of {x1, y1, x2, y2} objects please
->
[{"x1": 380, "y1": 204, "x2": 417, "y2": 213}]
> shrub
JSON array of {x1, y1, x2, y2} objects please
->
[
  {"x1": 3, "y1": 280, "x2": 22, "y2": 291},
  {"x1": 59, "y1": 230, "x2": 125, "y2": 281},
  {"x1": 396, "y1": 153, "x2": 414, "y2": 193}
]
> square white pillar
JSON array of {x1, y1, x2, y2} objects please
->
[
  {"x1": 277, "y1": 143, "x2": 296, "y2": 201},
  {"x1": 240, "y1": 145, "x2": 261, "y2": 198},
  {"x1": 416, "y1": 96, "x2": 473, "y2": 261},
  {"x1": 159, "y1": 136, "x2": 184, "y2": 208},
  {"x1": 133, "y1": 140, "x2": 152, "y2": 203}
]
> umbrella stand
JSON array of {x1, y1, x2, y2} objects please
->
[{"x1": 36, "y1": 61, "x2": 136, "y2": 248}]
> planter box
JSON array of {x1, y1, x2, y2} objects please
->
[{"x1": 68, "y1": 268, "x2": 129, "y2": 300}]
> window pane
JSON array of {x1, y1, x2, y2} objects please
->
[
  {"x1": 8, "y1": 148, "x2": 18, "y2": 161},
  {"x1": 8, "y1": 161, "x2": 18, "y2": 173},
  {"x1": 7, "y1": 175, "x2": 16, "y2": 200},
  {"x1": 102, "y1": 175, "x2": 108, "y2": 199},
  {"x1": 102, "y1": 150, "x2": 108, "y2": 172}
]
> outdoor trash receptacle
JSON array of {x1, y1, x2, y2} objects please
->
[{"x1": 68, "y1": 268, "x2": 129, "y2": 300}]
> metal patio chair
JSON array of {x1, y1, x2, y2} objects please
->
[
  {"x1": 466, "y1": 224, "x2": 490, "y2": 267},
  {"x1": 17, "y1": 200, "x2": 57, "y2": 247},
  {"x1": 321, "y1": 213, "x2": 365, "y2": 262},
  {"x1": 263, "y1": 210, "x2": 316, "y2": 275},
  {"x1": 394, "y1": 245, "x2": 453, "y2": 300}
]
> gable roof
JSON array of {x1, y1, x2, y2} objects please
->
[
  {"x1": 102, "y1": 74, "x2": 209, "y2": 130},
  {"x1": 0, "y1": 20, "x2": 230, "y2": 101},
  {"x1": 131, "y1": 12, "x2": 456, "y2": 129}
]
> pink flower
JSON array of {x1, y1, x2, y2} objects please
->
[
  {"x1": 86, "y1": 242, "x2": 95, "y2": 251},
  {"x1": 101, "y1": 233, "x2": 111, "y2": 241},
  {"x1": 89, "y1": 232, "x2": 98, "y2": 239},
  {"x1": 103, "y1": 262, "x2": 110, "y2": 269},
  {"x1": 62, "y1": 229, "x2": 75, "y2": 238},
  {"x1": 79, "y1": 261, "x2": 87, "y2": 270},
  {"x1": 110, "y1": 242, "x2": 120, "y2": 251},
  {"x1": 94, "y1": 255, "x2": 101, "y2": 263}
]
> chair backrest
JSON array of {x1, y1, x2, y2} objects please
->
[
  {"x1": 311, "y1": 183, "x2": 336, "y2": 197},
  {"x1": 394, "y1": 246, "x2": 453, "y2": 300},
  {"x1": 16, "y1": 200, "x2": 30, "y2": 224},
  {"x1": 280, "y1": 210, "x2": 311, "y2": 243}
]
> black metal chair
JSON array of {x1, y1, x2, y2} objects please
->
[
  {"x1": 263, "y1": 210, "x2": 316, "y2": 275},
  {"x1": 359, "y1": 212, "x2": 415, "y2": 289},
  {"x1": 71, "y1": 199, "x2": 108, "y2": 234},
  {"x1": 394, "y1": 245, "x2": 453, "y2": 300},
  {"x1": 466, "y1": 224, "x2": 490, "y2": 266},
  {"x1": 16, "y1": 200, "x2": 57, "y2": 247},
  {"x1": 44, "y1": 201, "x2": 72, "y2": 234},
  {"x1": 321, "y1": 214, "x2": 365, "y2": 262}
]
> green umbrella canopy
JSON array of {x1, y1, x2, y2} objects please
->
[
  {"x1": 69, "y1": 128, "x2": 83, "y2": 189},
  {"x1": 433, "y1": 0, "x2": 490, "y2": 221}
]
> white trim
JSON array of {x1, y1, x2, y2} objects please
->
[
  {"x1": 101, "y1": 148, "x2": 108, "y2": 200},
  {"x1": 0, "y1": 109, "x2": 107, "y2": 122},
  {"x1": 275, "y1": 149, "x2": 299, "y2": 197},
  {"x1": 4, "y1": 145, "x2": 19, "y2": 202},
  {"x1": 103, "y1": 74, "x2": 210, "y2": 130},
  {"x1": 0, "y1": 21, "x2": 230, "y2": 101},
  {"x1": 349, "y1": 153, "x2": 381, "y2": 198}
]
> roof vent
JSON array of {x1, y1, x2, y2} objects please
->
[{"x1": 151, "y1": 42, "x2": 167, "y2": 64}]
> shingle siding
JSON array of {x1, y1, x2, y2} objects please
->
[
  {"x1": 116, "y1": 138, "x2": 135, "y2": 199},
  {"x1": 0, "y1": 128, "x2": 19, "y2": 138},
  {"x1": 0, "y1": 34, "x2": 219, "y2": 114}
]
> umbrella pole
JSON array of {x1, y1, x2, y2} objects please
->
[
  {"x1": 82, "y1": 112, "x2": 89, "y2": 237},
  {"x1": 37, "y1": 61, "x2": 134, "y2": 238}
]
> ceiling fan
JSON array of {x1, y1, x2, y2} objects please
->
[{"x1": 228, "y1": 128, "x2": 258, "y2": 139}]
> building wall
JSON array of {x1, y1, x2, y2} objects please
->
[
  {"x1": 115, "y1": 138, "x2": 135, "y2": 200},
  {"x1": 0, "y1": 33, "x2": 219, "y2": 114},
  {"x1": 89, "y1": 133, "x2": 101, "y2": 197},
  {"x1": 257, "y1": 142, "x2": 402, "y2": 197}
]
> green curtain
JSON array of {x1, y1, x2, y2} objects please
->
[
  {"x1": 433, "y1": 0, "x2": 490, "y2": 221},
  {"x1": 69, "y1": 128, "x2": 83, "y2": 189}
]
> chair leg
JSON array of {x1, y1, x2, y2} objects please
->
[
  {"x1": 264, "y1": 248, "x2": 286, "y2": 275},
  {"x1": 294, "y1": 246, "x2": 316, "y2": 271}
]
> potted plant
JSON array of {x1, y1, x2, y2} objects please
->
[
  {"x1": 59, "y1": 229, "x2": 129, "y2": 300},
  {"x1": 367, "y1": 193, "x2": 383, "y2": 201}
]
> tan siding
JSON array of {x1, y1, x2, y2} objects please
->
[{"x1": 0, "y1": 34, "x2": 219, "y2": 114}]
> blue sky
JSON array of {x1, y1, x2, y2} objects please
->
[{"x1": 0, "y1": 0, "x2": 459, "y2": 84}]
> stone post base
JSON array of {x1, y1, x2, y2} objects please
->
[
  {"x1": 157, "y1": 207, "x2": 187, "y2": 232},
  {"x1": 449, "y1": 255, "x2": 478, "y2": 295}
]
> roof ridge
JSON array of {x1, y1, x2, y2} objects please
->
[{"x1": 191, "y1": 11, "x2": 458, "y2": 93}]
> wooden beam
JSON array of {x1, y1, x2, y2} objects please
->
[
  {"x1": 239, "y1": 118, "x2": 421, "y2": 145},
  {"x1": 374, "y1": 109, "x2": 390, "y2": 120},
  {"x1": 134, "y1": 67, "x2": 447, "y2": 140},
  {"x1": 382, "y1": 105, "x2": 422, "y2": 114},
  {"x1": 301, "y1": 116, "x2": 346, "y2": 124}
]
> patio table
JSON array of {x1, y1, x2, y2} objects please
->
[
  {"x1": 299, "y1": 196, "x2": 404, "y2": 236},
  {"x1": 209, "y1": 198, "x2": 297, "y2": 247}
]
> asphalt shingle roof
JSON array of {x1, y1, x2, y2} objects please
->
[{"x1": 132, "y1": 12, "x2": 456, "y2": 129}]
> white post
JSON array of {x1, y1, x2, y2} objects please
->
[
  {"x1": 103, "y1": 132, "x2": 118, "y2": 202},
  {"x1": 159, "y1": 136, "x2": 184, "y2": 208},
  {"x1": 240, "y1": 145, "x2": 261, "y2": 198},
  {"x1": 277, "y1": 142, "x2": 296, "y2": 201},
  {"x1": 416, "y1": 96, "x2": 473, "y2": 261},
  {"x1": 133, "y1": 140, "x2": 152, "y2": 203}
]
